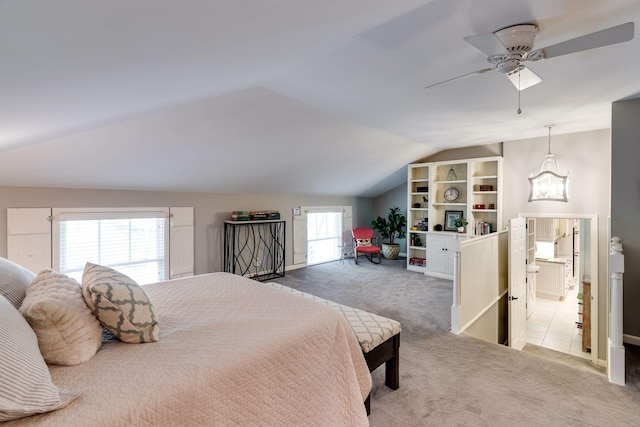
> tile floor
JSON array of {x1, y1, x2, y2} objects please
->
[{"x1": 526, "y1": 286, "x2": 591, "y2": 360}]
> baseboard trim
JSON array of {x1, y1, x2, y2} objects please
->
[
  {"x1": 286, "y1": 263, "x2": 306, "y2": 272},
  {"x1": 623, "y1": 334, "x2": 640, "y2": 346}
]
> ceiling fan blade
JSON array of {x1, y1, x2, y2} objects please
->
[
  {"x1": 464, "y1": 33, "x2": 509, "y2": 56},
  {"x1": 506, "y1": 66, "x2": 542, "y2": 90},
  {"x1": 424, "y1": 68, "x2": 494, "y2": 89},
  {"x1": 527, "y1": 22, "x2": 634, "y2": 61}
]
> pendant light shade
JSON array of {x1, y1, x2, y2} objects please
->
[{"x1": 528, "y1": 125, "x2": 569, "y2": 202}]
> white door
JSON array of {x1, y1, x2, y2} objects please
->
[
  {"x1": 7, "y1": 208, "x2": 52, "y2": 273},
  {"x1": 169, "y1": 207, "x2": 194, "y2": 279},
  {"x1": 508, "y1": 217, "x2": 528, "y2": 350}
]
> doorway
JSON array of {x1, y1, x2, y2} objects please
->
[{"x1": 519, "y1": 213, "x2": 598, "y2": 364}]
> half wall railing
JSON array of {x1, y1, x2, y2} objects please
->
[{"x1": 609, "y1": 236, "x2": 625, "y2": 385}]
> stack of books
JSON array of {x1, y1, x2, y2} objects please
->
[
  {"x1": 249, "y1": 211, "x2": 268, "y2": 220},
  {"x1": 409, "y1": 257, "x2": 426, "y2": 267},
  {"x1": 265, "y1": 210, "x2": 280, "y2": 220},
  {"x1": 231, "y1": 211, "x2": 250, "y2": 221},
  {"x1": 473, "y1": 221, "x2": 492, "y2": 235},
  {"x1": 232, "y1": 211, "x2": 281, "y2": 221}
]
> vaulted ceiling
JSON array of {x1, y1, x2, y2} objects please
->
[{"x1": 1, "y1": 0, "x2": 639, "y2": 197}]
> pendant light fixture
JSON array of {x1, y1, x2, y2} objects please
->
[{"x1": 528, "y1": 124, "x2": 568, "y2": 202}]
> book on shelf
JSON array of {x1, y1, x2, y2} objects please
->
[
  {"x1": 473, "y1": 221, "x2": 493, "y2": 236},
  {"x1": 231, "y1": 211, "x2": 250, "y2": 221},
  {"x1": 409, "y1": 257, "x2": 426, "y2": 267}
]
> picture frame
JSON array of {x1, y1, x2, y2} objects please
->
[{"x1": 444, "y1": 210, "x2": 464, "y2": 231}]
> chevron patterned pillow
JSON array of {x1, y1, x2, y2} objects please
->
[{"x1": 81, "y1": 263, "x2": 159, "y2": 343}]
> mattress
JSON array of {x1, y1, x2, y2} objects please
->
[{"x1": 8, "y1": 273, "x2": 371, "y2": 426}]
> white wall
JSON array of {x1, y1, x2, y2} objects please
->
[{"x1": 503, "y1": 128, "x2": 611, "y2": 359}]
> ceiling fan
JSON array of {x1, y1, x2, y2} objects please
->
[{"x1": 425, "y1": 21, "x2": 635, "y2": 91}]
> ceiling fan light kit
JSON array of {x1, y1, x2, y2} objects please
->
[{"x1": 425, "y1": 21, "x2": 635, "y2": 104}]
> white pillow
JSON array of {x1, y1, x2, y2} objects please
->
[
  {"x1": 0, "y1": 256, "x2": 35, "y2": 309},
  {"x1": 82, "y1": 263, "x2": 159, "y2": 343},
  {"x1": 20, "y1": 269, "x2": 103, "y2": 366},
  {"x1": 0, "y1": 295, "x2": 80, "y2": 422}
]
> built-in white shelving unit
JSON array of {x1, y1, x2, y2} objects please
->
[
  {"x1": 407, "y1": 162, "x2": 429, "y2": 273},
  {"x1": 407, "y1": 156, "x2": 503, "y2": 278}
]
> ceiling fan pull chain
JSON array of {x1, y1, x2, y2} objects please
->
[{"x1": 517, "y1": 72, "x2": 522, "y2": 114}]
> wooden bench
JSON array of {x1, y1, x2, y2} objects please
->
[{"x1": 265, "y1": 282, "x2": 401, "y2": 415}]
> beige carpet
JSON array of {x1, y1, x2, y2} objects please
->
[{"x1": 274, "y1": 258, "x2": 640, "y2": 426}]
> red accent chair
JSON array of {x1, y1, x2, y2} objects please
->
[{"x1": 352, "y1": 228, "x2": 382, "y2": 264}]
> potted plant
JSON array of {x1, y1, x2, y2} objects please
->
[
  {"x1": 371, "y1": 206, "x2": 406, "y2": 260},
  {"x1": 454, "y1": 217, "x2": 468, "y2": 233}
]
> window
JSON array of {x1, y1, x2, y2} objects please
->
[
  {"x1": 307, "y1": 210, "x2": 342, "y2": 265},
  {"x1": 53, "y1": 208, "x2": 169, "y2": 285}
]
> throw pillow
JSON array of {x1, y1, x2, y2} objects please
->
[
  {"x1": 82, "y1": 263, "x2": 159, "y2": 343},
  {"x1": 0, "y1": 295, "x2": 80, "y2": 422},
  {"x1": 356, "y1": 239, "x2": 372, "y2": 247},
  {"x1": 19, "y1": 269, "x2": 103, "y2": 366},
  {"x1": 0, "y1": 256, "x2": 36, "y2": 309}
]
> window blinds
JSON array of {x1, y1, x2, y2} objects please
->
[{"x1": 53, "y1": 208, "x2": 168, "y2": 285}]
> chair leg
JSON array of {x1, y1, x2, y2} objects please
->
[
  {"x1": 355, "y1": 252, "x2": 358, "y2": 264},
  {"x1": 385, "y1": 335, "x2": 400, "y2": 390},
  {"x1": 366, "y1": 253, "x2": 381, "y2": 264},
  {"x1": 365, "y1": 394, "x2": 371, "y2": 415}
]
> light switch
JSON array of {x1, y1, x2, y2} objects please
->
[{"x1": 292, "y1": 207, "x2": 301, "y2": 216}]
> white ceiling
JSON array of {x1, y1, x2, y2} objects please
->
[{"x1": 1, "y1": 0, "x2": 639, "y2": 197}]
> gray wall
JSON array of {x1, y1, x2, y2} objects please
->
[
  {"x1": 611, "y1": 96, "x2": 640, "y2": 338},
  {"x1": 372, "y1": 183, "x2": 407, "y2": 253},
  {"x1": 0, "y1": 187, "x2": 371, "y2": 274},
  {"x1": 416, "y1": 142, "x2": 502, "y2": 163}
]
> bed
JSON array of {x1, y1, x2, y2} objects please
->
[{"x1": 2, "y1": 271, "x2": 372, "y2": 426}]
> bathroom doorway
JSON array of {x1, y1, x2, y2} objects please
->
[{"x1": 518, "y1": 213, "x2": 598, "y2": 364}]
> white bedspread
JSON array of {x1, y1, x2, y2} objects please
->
[{"x1": 8, "y1": 273, "x2": 371, "y2": 426}]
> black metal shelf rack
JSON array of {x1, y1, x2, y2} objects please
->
[{"x1": 223, "y1": 220, "x2": 285, "y2": 281}]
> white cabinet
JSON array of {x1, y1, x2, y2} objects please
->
[
  {"x1": 536, "y1": 218, "x2": 559, "y2": 242},
  {"x1": 426, "y1": 232, "x2": 455, "y2": 279},
  {"x1": 536, "y1": 259, "x2": 568, "y2": 300}
]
